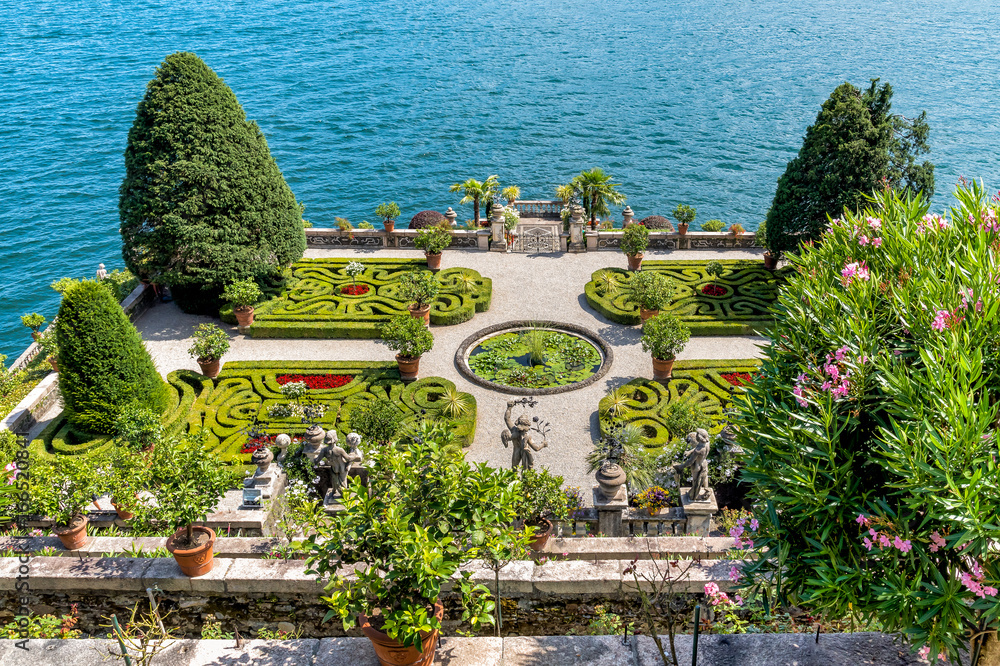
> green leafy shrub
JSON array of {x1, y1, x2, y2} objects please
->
[
  {"x1": 21, "y1": 313, "x2": 46, "y2": 334},
  {"x1": 641, "y1": 313, "x2": 690, "y2": 360},
  {"x1": 705, "y1": 261, "x2": 724, "y2": 281},
  {"x1": 31, "y1": 456, "x2": 99, "y2": 525},
  {"x1": 378, "y1": 315, "x2": 434, "y2": 359},
  {"x1": 222, "y1": 279, "x2": 263, "y2": 309},
  {"x1": 397, "y1": 270, "x2": 440, "y2": 309},
  {"x1": 414, "y1": 227, "x2": 452, "y2": 255},
  {"x1": 701, "y1": 219, "x2": 724, "y2": 232},
  {"x1": 629, "y1": 271, "x2": 675, "y2": 311},
  {"x1": 357, "y1": 221, "x2": 374, "y2": 230},
  {"x1": 516, "y1": 468, "x2": 571, "y2": 525},
  {"x1": 187, "y1": 323, "x2": 230, "y2": 361},
  {"x1": 375, "y1": 202, "x2": 401, "y2": 227},
  {"x1": 56, "y1": 281, "x2": 168, "y2": 435},
  {"x1": 620, "y1": 224, "x2": 650, "y2": 256},
  {"x1": 114, "y1": 403, "x2": 163, "y2": 451},
  {"x1": 639, "y1": 215, "x2": 674, "y2": 231},
  {"x1": 661, "y1": 398, "x2": 711, "y2": 442},
  {"x1": 348, "y1": 398, "x2": 402, "y2": 445},
  {"x1": 672, "y1": 204, "x2": 696, "y2": 227}
]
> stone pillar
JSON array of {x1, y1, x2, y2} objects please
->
[
  {"x1": 490, "y1": 205, "x2": 506, "y2": 252},
  {"x1": 568, "y1": 205, "x2": 586, "y2": 253},
  {"x1": 445, "y1": 207, "x2": 458, "y2": 228},
  {"x1": 680, "y1": 487, "x2": 718, "y2": 537},
  {"x1": 476, "y1": 229, "x2": 490, "y2": 251},
  {"x1": 622, "y1": 206, "x2": 635, "y2": 228},
  {"x1": 593, "y1": 486, "x2": 628, "y2": 537},
  {"x1": 586, "y1": 231, "x2": 598, "y2": 252}
]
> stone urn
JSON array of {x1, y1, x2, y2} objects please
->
[
  {"x1": 303, "y1": 424, "x2": 326, "y2": 461},
  {"x1": 251, "y1": 447, "x2": 273, "y2": 475},
  {"x1": 595, "y1": 462, "x2": 627, "y2": 501}
]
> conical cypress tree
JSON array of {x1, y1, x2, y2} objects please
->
[
  {"x1": 119, "y1": 52, "x2": 305, "y2": 313},
  {"x1": 764, "y1": 79, "x2": 934, "y2": 255},
  {"x1": 56, "y1": 281, "x2": 169, "y2": 434}
]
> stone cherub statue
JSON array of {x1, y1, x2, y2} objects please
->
[
  {"x1": 501, "y1": 398, "x2": 549, "y2": 470},
  {"x1": 672, "y1": 428, "x2": 711, "y2": 502},
  {"x1": 317, "y1": 431, "x2": 364, "y2": 499}
]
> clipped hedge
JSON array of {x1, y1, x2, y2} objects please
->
[
  {"x1": 223, "y1": 259, "x2": 492, "y2": 339},
  {"x1": 31, "y1": 361, "x2": 478, "y2": 467},
  {"x1": 598, "y1": 359, "x2": 761, "y2": 451},
  {"x1": 585, "y1": 260, "x2": 787, "y2": 335}
]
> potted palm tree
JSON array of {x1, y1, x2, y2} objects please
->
[
  {"x1": 35, "y1": 457, "x2": 98, "y2": 550},
  {"x1": 379, "y1": 315, "x2": 433, "y2": 381},
  {"x1": 629, "y1": 271, "x2": 676, "y2": 322},
  {"x1": 304, "y1": 423, "x2": 519, "y2": 666},
  {"x1": 450, "y1": 175, "x2": 499, "y2": 228},
  {"x1": 673, "y1": 204, "x2": 696, "y2": 236},
  {"x1": 516, "y1": 468, "x2": 571, "y2": 551},
  {"x1": 222, "y1": 279, "x2": 263, "y2": 328},
  {"x1": 414, "y1": 228, "x2": 451, "y2": 270},
  {"x1": 187, "y1": 323, "x2": 230, "y2": 378},
  {"x1": 502, "y1": 185, "x2": 520, "y2": 207},
  {"x1": 375, "y1": 202, "x2": 401, "y2": 232},
  {"x1": 21, "y1": 313, "x2": 46, "y2": 341},
  {"x1": 641, "y1": 312, "x2": 690, "y2": 380},
  {"x1": 570, "y1": 168, "x2": 626, "y2": 229},
  {"x1": 398, "y1": 270, "x2": 440, "y2": 325},
  {"x1": 620, "y1": 224, "x2": 650, "y2": 271}
]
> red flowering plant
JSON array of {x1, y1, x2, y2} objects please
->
[{"x1": 732, "y1": 184, "x2": 1000, "y2": 662}]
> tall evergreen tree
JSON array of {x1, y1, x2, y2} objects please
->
[
  {"x1": 119, "y1": 52, "x2": 305, "y2": 312},
  {"x1": 56, "y1": 282, "x2": 169, "y2": 435},
  {"x1": 764, "y1": 79, "x2": 934, "y2": 255}
]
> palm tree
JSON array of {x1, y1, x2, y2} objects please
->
[
  {"x1": 501, "y1": 185, "x2": 520, "y2": 206},
  {"x1": 450, "y1": 175, "x2": 499, "y2": 227},
  {"x1": 571, "y1": 168, "x2": 626, "y2": 228}
]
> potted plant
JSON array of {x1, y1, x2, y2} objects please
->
[
  {"x1": 516, "y1": 468, "x2": 571, "y2": 551},
  {"x1": 114, "y1": 403, "x2": 164, "y2": 452},
  {"x1": 673, "y1": 204, "x2": 696, "y2": 236},
  {"x1": 503, "y1": 208, "x2": 520, "y2": 251},
  {"x1": 35, "y1": 458, "x2": 98, "y2": 550},
  {"x1": 755, "y1": 220, "x2": 780, "y2": 270},
  {"x1": 37, "y1": 328, "x2": 59, "y2": 372},
  {"x1": 641, "y1": 312, "x2": 690, "y2": 380},
  {"x1": 379, "y1": 315, "x2": 433, "y2": 381},
  {"x1": 342, "y1": 261, "x2": 368, "y2": 296},
  {"x1": 701, "y1": 219, "x2": 724, "y2": 232},
  {"x1": 21, "y1": 313, "x2": 46, "y2": 341},
  {"x1": 620, "y1": 224, "x2": 650, "y2": 271},
  {"x1": 634, "y1": 486, "x2": 672, "y2": 516},
  {"x1": 222, "y1": 279, "x2": 263, "y2": 328},
  {"x1": 375, "y1": 202, "x2": 401, "y2": 232},
  {"x1": 414, "y1": 228, "x2": 451, "y2": 270},
  {"x1": 398, "y1": 270, "x2": 440, "y2": 325},
  {"x1": 629, "y1": 271, "x2": 676, "y2": 322},
  {"x1": 304, "y1": 423, "x2": 518, "y2": 665},
  {"x1": 101, "y1": 447, "x2": 149, "y2": 520},
  {"x1": 502, "y1": 185, "x2": 520, "y2": 206},
  {"x1": 729, "y1": 223, "x2": 746, "y2": 237},
  {"x1": 187, "y1": 323, "x2": 231, "y2": 378}
]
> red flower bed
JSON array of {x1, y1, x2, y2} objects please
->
[
  {"x1": 276, "y1": 374, "x2": 353, "y2": 390},
  {"x1": 701, "y1": 284, "x2": 727, "y2": 296},
  {"x1": 721, "y1": 372, "x2": 755, "y2": 387},
  {"x1": 242, "y1": 434, "x2": 274, "y2": 454},
  {"x1": 340, "y1": 284, "x2": 370, "y2": 296}
]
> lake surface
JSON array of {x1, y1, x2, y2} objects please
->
[{"x1": 2, "y1": 0, "x2": 999, "y2": 359}]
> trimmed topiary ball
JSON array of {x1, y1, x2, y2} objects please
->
[
  {"x1": 409, "y1": 210, "x2": 445, "y2": 229},
  {"x1": 56, "y1": 281, "x2": 169, "y2": 435},
  {"x1": 639, "y1": 216, "x2": 675, "y2": 232}
]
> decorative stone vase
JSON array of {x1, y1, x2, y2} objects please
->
[
  {"x1": 677, "y1": 223, "x2": 689, "y2": 236},
  {"x1": 166, "y1": 526, "x2": 217, "y2": 577},
  {"x1": 360, "y1": 601, "x2": 444, "y2": 666},
  {"x1": 234, "y1": 306, "x2": 255, "y2": 327},
  {"x1": 639, "y1": 308, "x2": 658, "y2": 323},
  {"x1": 408, "y1": 303, "x2": 431, "y2": 326},
  {"x1": 197, "y1": 358, "x2": 221, "y2": 378},
  {"x1": 396, "y1": 354, "x2": 420, "y2": 381},
  {"x1": 251, "y1": 447, "x2": 274, "y2": 476},
  {"x1": 596, "y1": 462, "x2": 627, "y2": 501},
  {"x1": 425, "y1": 252, "x2": 442, "y2": 270},
  {"x1": 763, "y1": 252, "x2": 779, "y2": 270},
  {"x1": 652, "y1": 356, "x2": 675, "y2": 380},
  {"x1": 47, "y1": 356, "x2": 58, "y2": 373},
  {"x1": 626, "y1": 253, "x2": 643, "y2": 271},
  {"x1": 54, "y1": 515, "x2": 89, "y2": 550},
  {"x1": 527, "y1": 518, "x2": 553, "y2": 552}
]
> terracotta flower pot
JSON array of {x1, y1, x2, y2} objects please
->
[
  {"x1": 166, "y1": 526, "x2": 216, "y2": 577},
  {"x1": 31, "y1": 331, "x2": 41, "y2": 342},
  {"x1": 639, "y1": 308, "x2": 658, "y2": 323},
  {"x1": 678, "y1": 223, "x2": 689, "y2": 236},
  {"x1": 47, "y1": 356, "x2": 58, "y2": 373},
  {"x1": 527, "y1": 518, "x2": 553, "y2": 552},
  {"x1": 646, "y1": 506, "x2": 668, "y2": 517},
  {"x1": 384, "y1": 220, "x2": 395, "y2": 233},
  {"x1": 234, "y1": 306, "x2": 255, "y2": 327},
  {"x1": 763, "y1": 252, "x2": 779, "y2": 270},
  {"x1": 626, "y1": 253, "x2": 644, "y2": 271},
  {"x1": 360, "y1": 601, "x2": 444, "y2": 666},
  {"x1": 652, "y1": 356, "x2": 675, "y2": 380},
  {"x1": 396, "y1": 354, "x2": 420, "y2": 381},
  {"x1": 55, "y1": 515, "x2": 89, "y2": 550},
  {"x1": 425, "y1": 252, "x2": 442, "y2": 270},
  {"x1": 408, "y1": 303, "x2": 431, "y2": 326},
  {"x1": 197, "y1": 358, "x2": 221, "y2": 378},
  {"x1": 111, "y1": 502, "x2": 134, "y2": 520}
]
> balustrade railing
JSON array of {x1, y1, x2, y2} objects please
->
[
  {"x1": 512, "y1": 200, "x2": 563, "y2": 219},
  {"x1": 554, "y1": 507, "x2": 689, "y2": 538}
]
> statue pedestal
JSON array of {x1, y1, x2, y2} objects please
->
[
  {"x1": 680, "y1": 487, "x2": 717, "y2": 537},
  {"x1": 321, "y1": 465, "x2": 369, "y2": 515},
  {"x1": 240, "y1": 468, "x2": 286, "y2": 509},
  {"x1": 593, "y1": 485, "x2": 628, "y2": 537}
]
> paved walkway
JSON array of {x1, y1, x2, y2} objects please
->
[{"x1": 136, "y1": 248, "x2": 768, "y2": 500}]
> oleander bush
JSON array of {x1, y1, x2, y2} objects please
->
[
  {"x1": 225, "y1": 259, "x2": 492, "y2": 338},
  {"x1": 734, "y1": 185, "x2": 1000, "y2": 662},
  {"x1": 585, "y1": 260, "x2": 787, "y2": 335}
]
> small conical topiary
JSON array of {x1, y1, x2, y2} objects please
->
[
  {"x1": 56, "y1": 281, "x2": 169, "y2": 434},
  {"x1": 119, "y1": 51, "x2": 306, "y2": 313}
]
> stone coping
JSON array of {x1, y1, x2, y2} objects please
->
[
  {"x1": 0, "y1": 556, "x2": 738, "y2": 596},
  {"x1": 0, "y1": 633, "x2": 924, "y2": 665},
  {"x1": 0, "y1": 371, "x2": 59, "y2": 435}
]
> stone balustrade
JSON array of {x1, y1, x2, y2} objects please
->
[{"x1": 511, "y1": 199, "x2": 563, "y2": 218}]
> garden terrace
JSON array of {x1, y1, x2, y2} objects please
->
[
  {"x1": 225, "y1": 258, "x2": 492, "y2": 338},
  {"x1": 585, "y1": 260, "x2": 787, "y2": 335}
]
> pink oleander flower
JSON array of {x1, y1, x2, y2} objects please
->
[
  {"x1": 893, "y1": 536, "x2": 912, "y2": 553},
  {"x1": 821, "y1": 380, "x2": 832, "y2": 391},
  {"x1": 831, "y1": 383, "x2": 850, "y2": 399},
  {"x1": 918, "y1": 646, "x2": 930, "y2": 660},
  {"x1": 858, "y1": 235, "x2": 869, "y2": 246},
  {"x1": 749, "y1": 518, "x2": 759, "y2": 531},
  {"x1": 705, "y1": 582, "x2": 720, "y2": 596},
  {"x1": 729, "y1": 565, "x2": 741, "y2": 582},
  {"x1": 878, "y1": 534, "x2": 890, "y2": 548},
  {"x1": 856, "y1": 514, "x2": 866, "y2": 525},
  {"x1": 872, "y1": 237, "x2": 883, "y2": 248},
  {"x1": 862, "y1": 537, "x2": 873, "y2": 551},
  {"x1": 931, "y1": 310, "x2": 949, "y2": 332},
  {"x1": 792, "y1": 384, "x2": 807, "y2": 408},
  {"x1": 866, "y1": 217, "x2": 882, "y2": 230},
  {"x1": 929, "y1": 531, "x2": 946, "y2": 553}
]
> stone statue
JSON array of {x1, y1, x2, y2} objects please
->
[
  {"x1": 96, "y1": 263, "x2": 107, "y2": 280},
  {"x1": 502, "y1": 398, "x2": 548, "y2": 470},
  {"x1": 672, "y1": 428, "x2": 711, "y2": 502},
  {"x1": 318, "y1": 432, "x2": 364, "y2": 498}
]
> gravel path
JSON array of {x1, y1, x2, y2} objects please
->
[{"x1": 137, "y1": 247, "x2": 769, "y2": 502}]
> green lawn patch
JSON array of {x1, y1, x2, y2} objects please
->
[
  {"x1": 1, "y1": 354, "x2": 51, "y2": 422},
  {"x1": 585, "y1": 260, "x2": 788, "y2": 335},
  {"x1": 224, "y1": 259, "x2": 492, "y2": 338}
]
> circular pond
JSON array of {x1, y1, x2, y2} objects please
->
[{"x1": 456, "y1": 321, "x2": 613, "y2": 395}]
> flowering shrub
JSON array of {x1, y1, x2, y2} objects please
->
[
  {"x1": 276, "y1": 374, "x2": 353, "y2": 390},
  {"x1": 720, "y1": 372, "x2": 755, "y2": 387},
  {"x1": 339, "y1": 284, "x2": 369, "y2": 296},
  {"x1": 633, "y1": 486, "x2": 672, "y2": 510},
  {"x1": 701, "y1": 284, "x2": 726, "y2": 297},
  {"x1": 734, "y1": 184, "x2": 1000, "y2": 662}
]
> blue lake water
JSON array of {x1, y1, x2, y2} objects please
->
[{"x1": 2, "y1": 0, "x2": 999, "y2": 359}]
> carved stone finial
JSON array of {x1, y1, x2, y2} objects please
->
[
  {"x1": 444, "y1": 207, "x2": 458, "y2": 227},
  {"x1": 622, "y1": 206, "x2": 635, "y2": 228},
  {"x1": 595, "y1": 462, "x2": 627, "y2": 501}
]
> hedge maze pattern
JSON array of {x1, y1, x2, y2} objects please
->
[
  {"x1": 599, "y1": 359, "x2": 761, "y2": 451},
  {"x1": 31, "y1": 361, "x2": 477, "y2": 466},
  {"x1": 246, "y1": 259, "x2": 492, "y2": 338},
  {"x1": 585, "y1": 260, "x2": 787, "y2": 335}
]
